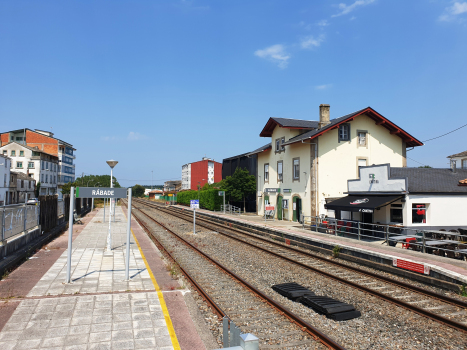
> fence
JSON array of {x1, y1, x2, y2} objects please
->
[
  {"x1": 1, "y1": 204, "x2": 40, "y2": 241},
  {"x1": 301, "y1": 215, "x2": 467, "y2": 259}
]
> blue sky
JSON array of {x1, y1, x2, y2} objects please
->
[{"x1": 1, "y1": 0, "x2": 466, "y2": 187}]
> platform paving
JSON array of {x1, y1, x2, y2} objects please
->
[{"x1": 0, "y1": 206, "x2": 200, "y2": 350}]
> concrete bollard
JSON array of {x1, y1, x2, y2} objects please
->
[{"x1": 240, "y1": 333, "x2": 259, "y2": 350}]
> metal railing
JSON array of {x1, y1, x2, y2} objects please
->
[
  {"x1": 220, "y1": 204, "x2": 241, "y2": 215},
  {"x1": 300, "y1": 215, "x2": 467, "y2": 259},
  {"x1": 1, "y1": 204, "x2": 40, "y2": 241}
]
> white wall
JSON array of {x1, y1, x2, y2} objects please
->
[{"x1": 404, "y1": 194, "x2": 467, "y2": 227}]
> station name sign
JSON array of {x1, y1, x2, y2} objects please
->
[
  {"x1": 76, "y1": 187, "x2": 128, "y2": 198},
  {"x1": 265, "y1": 188, "x2": 280, "y2": 193}
]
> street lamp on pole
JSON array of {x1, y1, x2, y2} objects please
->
[
  {"x1": 197, "y1": 179, "x2": 205, "y2": 199},
  {"x1": 105, "y1": 160, "x2": 118, "y2": 253},
  {"x1": 151, "y1": 171, "x2": 153, "y2": 190}
]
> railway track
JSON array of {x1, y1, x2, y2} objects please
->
[
  {"x1": 131, "y1": 199, "x2": 467, "y2": 336},
  {"x1": 124, "y1": 199, "x2": 345, "y2": 349}
]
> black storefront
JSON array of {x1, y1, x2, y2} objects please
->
[{"x1": 325, "y1": 195, "x2": 403, "y2": 223}]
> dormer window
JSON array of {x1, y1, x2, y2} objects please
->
[
  {"x1": 338, "y1": 123, "x2": 350, "y2": 141},
  {"x1": 275, "y1": 137, "x2": 286, "y2": 153}
]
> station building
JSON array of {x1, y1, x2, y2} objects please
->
[
  {"x1": 181, "y1": 157, "x2": 222, "y2": 190},
  {"x1": 248, "y1": 105, "x2": 423, "y2": 222}
]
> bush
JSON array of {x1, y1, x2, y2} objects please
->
[{"x1": 177, "y1": 189, "x2": 223, "y2": 211}]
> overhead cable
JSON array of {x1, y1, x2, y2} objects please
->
[{"x1": 422, "y1": 123, "x2": 467, "y2": 142}]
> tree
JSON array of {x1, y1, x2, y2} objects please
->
[
  {"x1": 61, "y1": 181, "x2": 78, "y2": 195},
  {"x1": 35, "y1": 182, "x2": 41, "y2": 198},
  {"x1": 222, "y1": 168, "x2": 256, "y2": 213},
  {"x1": 132, "y1": 184, "x2": 145, "y2": 198},
  {"x1": 74, "y1": 175, "x2": 121, "y2": 188},
  {"x1": 418, "y1": 165, "x2": 432, "y2": 168}
]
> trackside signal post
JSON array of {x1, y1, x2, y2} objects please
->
[
  {"x1": 191, "y1": 200, "x2": 199, "y2": 234},
  {"x1": 67, "y1": 187, "x2": 131, "y2": 284}
]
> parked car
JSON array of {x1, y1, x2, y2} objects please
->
[{"x1": 27, "y1": 198, "x2": 39, "y2": 205}]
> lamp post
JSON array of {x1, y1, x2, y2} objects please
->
[
  {"x1": 151, "y1": 171, "x2": 153, "y2": 190},
  {"x1": 106, "y1": 160, "x2": 118, "y2": 253},
  {"x1": 197, "y1": 179, "x2": 205, "y2": 200}
]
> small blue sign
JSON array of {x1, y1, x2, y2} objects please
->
[{"x1": 190, "y1": 200, "x2": 199, "y2": 209}]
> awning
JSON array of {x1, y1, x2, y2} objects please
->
[{"x1": 324, "y1": 195, "x2": 402, "y2": 213}]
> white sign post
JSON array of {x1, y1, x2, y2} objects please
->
[
  {"x1": 66, "y1": 187, "x2": 128, "y2": 284},
  {"x1": 66, "y1": 187, "x2": 75, "y2": 284},
  {"x1": 191, "y1": 200, "x2": 199, "y2": 235},
  {"x1": 125, "y1": 188, "x2": 132, "y2": 280}
]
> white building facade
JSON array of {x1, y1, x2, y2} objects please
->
[
  {"x1": 0, "y1": 154, "x2": 11, "y2": 205},
  {"x1": 0, "y1": 142, "x2": 59, "y2": 196},
  {"x1": 181, "y1": 163, "x2": 191, "y2": 190},
  {"x1": 448, "y1": 150, "x2": 467, "y2": 170}
]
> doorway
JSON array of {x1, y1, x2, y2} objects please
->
[
  {"x1": 293, "y1": 196, "x2": 302, "y2": 222},
  {"x1": 277, "y1": 196, "x2": 283, "y2": 220}
]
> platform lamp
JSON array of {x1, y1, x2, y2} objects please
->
[{"x1": 106, "y1": 160, "x2": 118, "y2": 252}]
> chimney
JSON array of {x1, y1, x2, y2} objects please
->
[
  {"x1": 450, "y1": 159, "x2": 457, "y2": 173},
  {"x1": 318, "y1": 104, "x2": 330, "y2": 129}
]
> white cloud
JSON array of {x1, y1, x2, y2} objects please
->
[
  {"x1": 331, "y1": 0, "x2": 375, "y2": 18},
  {"x1": 439, "y1": 2, "x2": 467, "y2": 21},
  {"x1": 127, "y1": 132, "x2": 148, "y2": 141},
  {"x1": 317, "y1": 19, "x2": 329, "y2": 27},
  {"x1": 315, "y1": 84, "x2": 333, "y2": 90},
  {"x1": 300, "y1": 35, "x2": 325, "y2": 49},
  {"x1": 101, "y1": 136, "x2": 117, "y2": 141},
  {"x1": 254, "y1": 44, "x2": 291, "y2": 69}
]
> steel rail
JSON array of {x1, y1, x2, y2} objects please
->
[
  {"x1": 171, "y1": 204, "x2": 467, "y2": 309},
  {"x1": 123, "y1": 201, "x2": 226, "y2": 320},
  {"x1": 128, "y1": 200, "x2": 346, "y2": 350},
  {"x1": 135, "y1": 199, "x2": 467, "y2": 334}
]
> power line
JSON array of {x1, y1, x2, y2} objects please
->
[
  {"x1": 422, "y1": 123, "x2": 467, "y2": 142},
  {"x1": 407, "y1": 157, "x2": 430, "y2": 167}
]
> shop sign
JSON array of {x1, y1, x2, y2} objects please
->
[
  {"x1": 359, "y1": 209, "x2": 373, "y2": 213},
  {"x1": 265, "y1": 205, "x2": 275, "y2": 211},
  {"x1": 369, "y1": 173, "x2": 380, "y2": 184}
]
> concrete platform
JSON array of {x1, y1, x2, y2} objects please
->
[
  {"x1": 176, "y1": 205, "x2": 467, "y2": 286},
  {"x1": 0, "y1": 206, "x2": 213, "y2": 350}
]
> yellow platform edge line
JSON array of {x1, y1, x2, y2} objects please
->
[{"x1": 131, "y1": 226, "x2": 181, "y2": 350}]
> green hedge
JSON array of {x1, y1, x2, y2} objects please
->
[{"x1": 177, "y1": 189, "x2": 223, "y2": 211}]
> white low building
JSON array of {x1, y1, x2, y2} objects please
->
[
  {"x1": 325, "y1": 163, "x2": 467, "y2": 230},
  {"x1": 0, "y1": 142, "x2": 59, "y2": 196}
]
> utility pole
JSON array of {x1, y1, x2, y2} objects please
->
[{"x1": 151, "y1": 171, "x2": 153, "y2": 190}]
